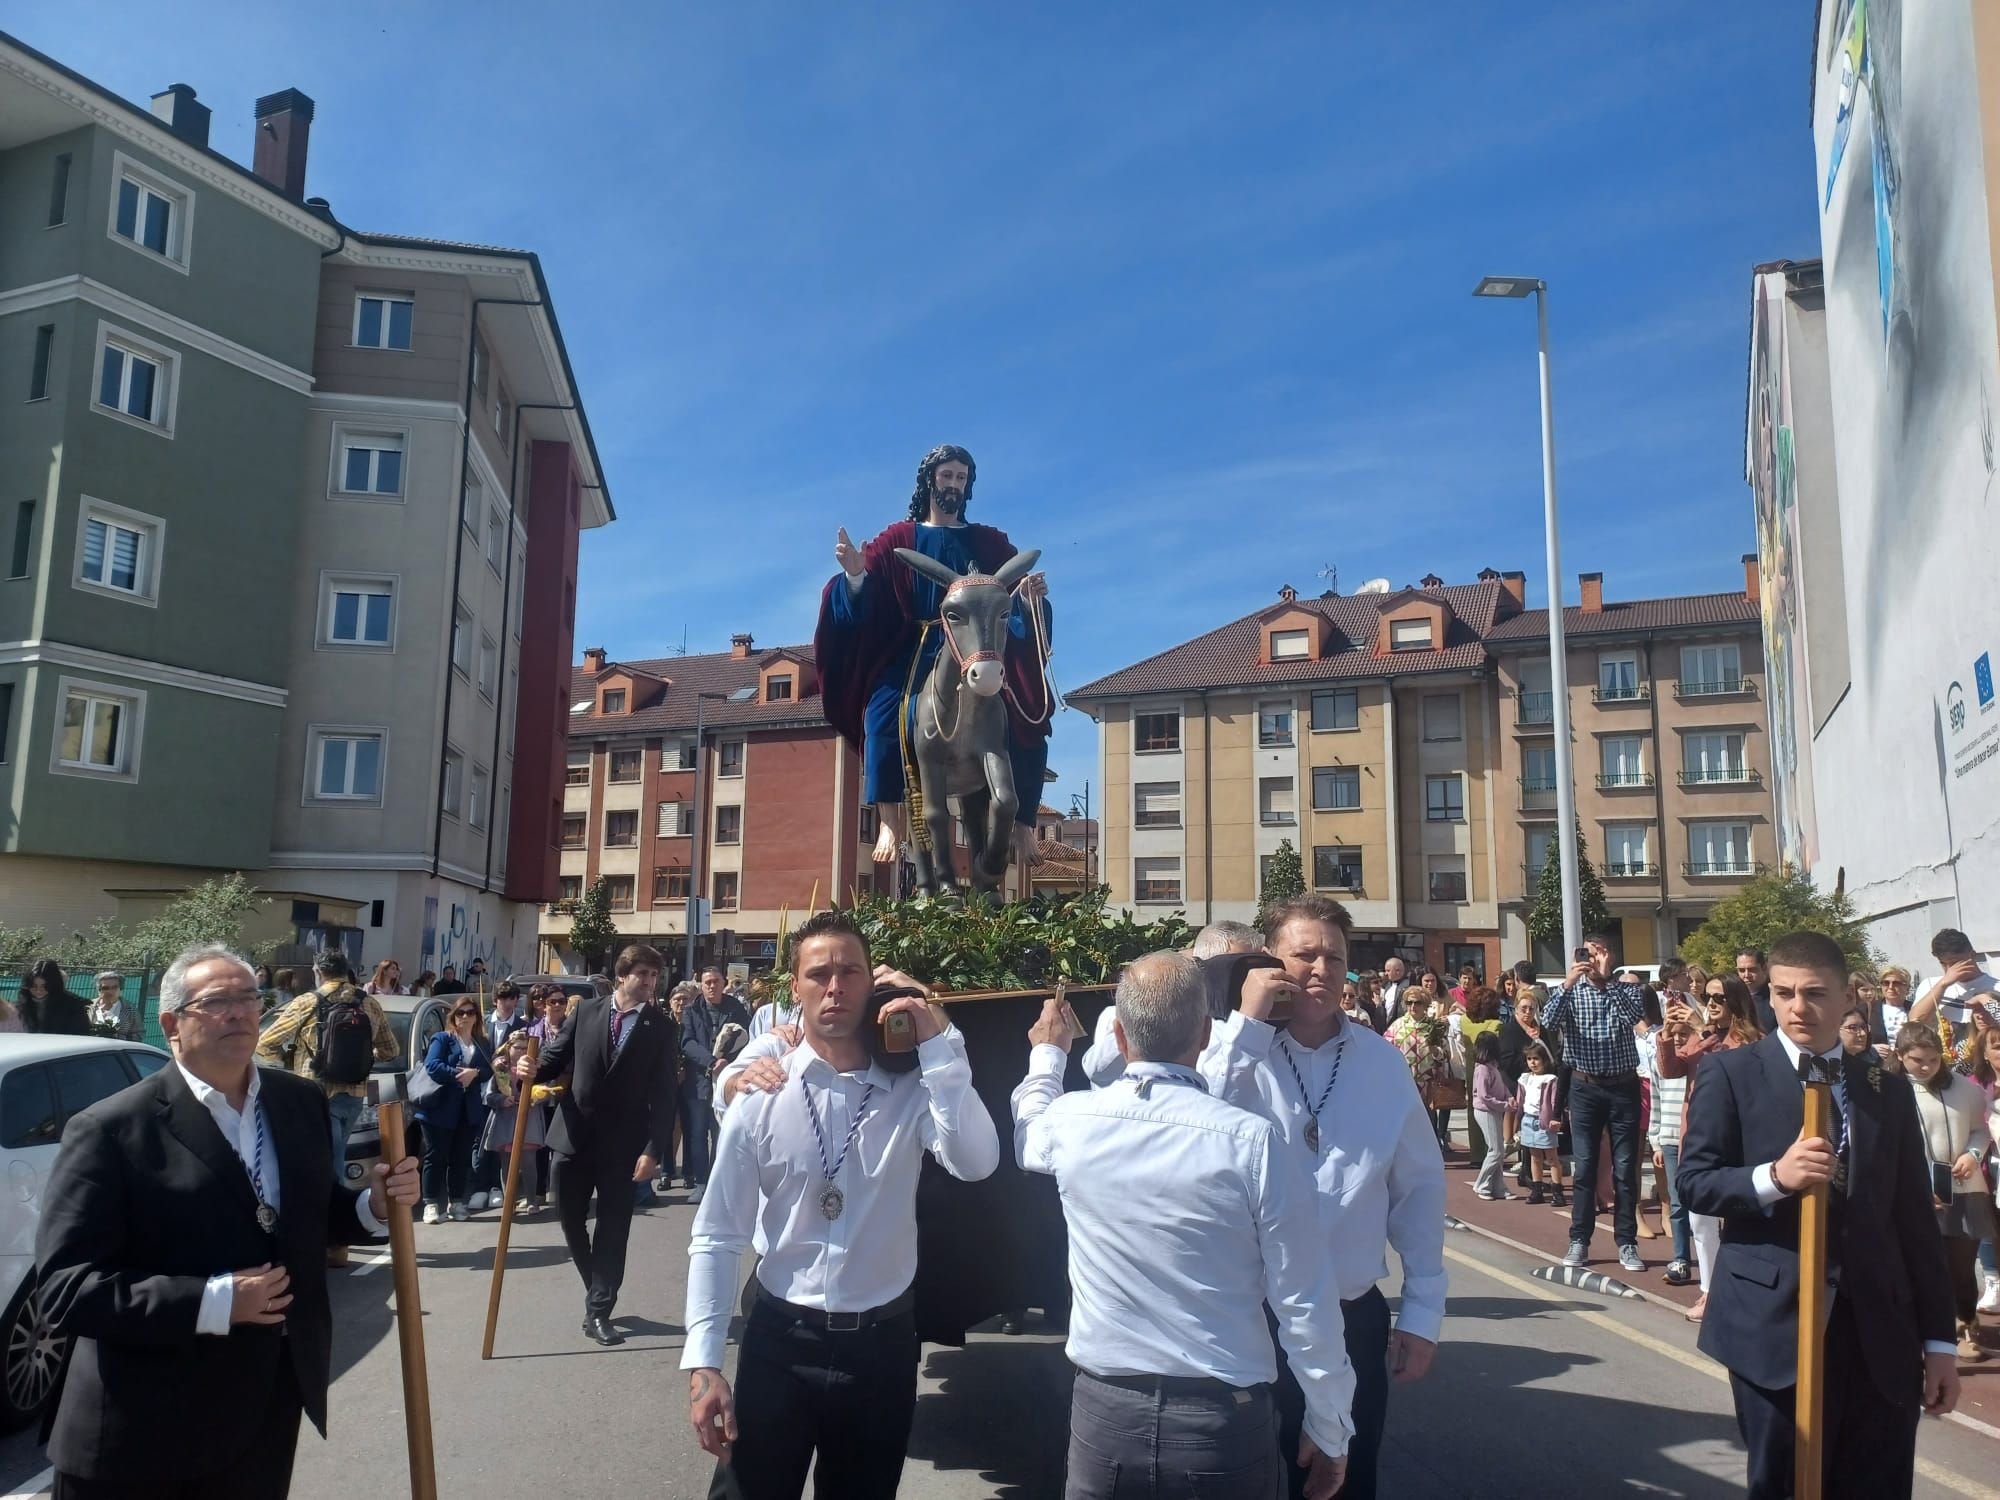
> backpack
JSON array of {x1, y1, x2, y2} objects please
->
[{"x1": 312, "y1": 985, "x2": 375, "y2": 1086}]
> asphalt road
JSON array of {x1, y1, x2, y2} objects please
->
[{"x1": 0, "y1": 1189, "x2": 1993, "y2": 1498}]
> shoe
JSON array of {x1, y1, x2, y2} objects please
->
[
  {"x1": 515, "y1": 1198, "x2": 534, "y2": 1215},
  {"x1": 1550, "y1": 1188, "x2": 1568, "y2": 1208},
  {"x1": 1663, "y1": 1260, "x2": 1693, "y2": 1287},
  {"x1": 998, "y1": 1311, "x2": 1024, "y2": 1335},
  {"x1": 1980, "y1": 1275, "x2": 2000, "y2": 1315},
  {"x1": 1958, "y1": 1322, "x2": 1988, "y2": 1362},
  {"x1": 1527, "y1": 1184, "x2": 1547, "y2": 1205},
  {"x1": 583, "y1": 1316, "x2": 624, "y2": 1347},
  {"x1": 1617, "y1": 1244, "x2": 1645, "y2": 1274},
  {"x1": 633, "y1": 1187, "x2": 659, "y2": 1208},
  {"x1": 531, "y1": 1194, "x2": 548, "y2": 1208},
  {"x1": 447, "y1": 1201, "x2": 470, "y2": 1222},
  {"x1": 422, "y1": 1203, "x2": 442, "y2": 1225},
  {"x1": 468, "y1": 1191, "x2": 489, "y2": 1212},
  {"x1": 653, "y1": 1176, "x2": 673, "y2": 1194},
  {"x1": 1562, "y1": 1241, "x2": 1587, "y2": 1269},
  {"x1": 326, "y1": 1245, "x2": 350, "y2": 1268}
]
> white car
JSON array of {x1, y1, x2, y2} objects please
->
[{"x1": 0, "y1": 1033, "x2": 171, "y2": 1428}]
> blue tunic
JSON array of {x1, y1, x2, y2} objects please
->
[{"x1": 826, "y1": 523, "x2": 1048, "y2": 822}]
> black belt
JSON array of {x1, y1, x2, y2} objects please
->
[
  {"x1": 1085, "y1": 1370, "x2": 1266, "y2": 1399},
  {"x1": 1571, "y1": 1069, "x2": 1638, "y2": 1087},
  {"x1": 754, "y1": 1283, "x2": 913, "y2": 1332}
]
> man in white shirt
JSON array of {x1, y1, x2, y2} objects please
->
[
  {"x1": 1907, "y1": 926, "x2": 1998, "y2": 1032},
  {"x1": 1079, "y1": 919, "x2": 1261, "y2": 1086},
  {"x1": 1014, "y1": 951, "x2": 1352, "y2": 1500},
  {"x1": 1201, "y1": 894, "x2": 1447, "y2": 1500},
  {"x1": 683, "y1": 911, "x2": 1000, "y2": 1499}
]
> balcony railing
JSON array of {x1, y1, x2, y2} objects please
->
[
  {"x1": 1682, "y1": 860, "x2": 1763, "y2": 877},
  {"x1": 1596, "y1": 772, "x2": 1654, "y2": 789},
  {"x1": 1603, "y1": 861, "x2": 1654, "y2": 878},
  {"x1": 1516, "y1": 692, "x2": 1554, "y2": 727},
  {"x1": 1675, "y1": 676, "x2": 1756, "y2": 699},
  {"x1": 1519, "y1": 776, "x2": 1558, "y2": 793},
  {"x1": 1677, "y1": 768, "x2": 1763, "y2": 787},
  {"x1": 1592, "y1": 683, "x2": 1650, "y2": 704},
  {"x1": 1260, "y1": 812, "x2": 1297, "y2": 827},
  {"x1": 544, "y1": 898, "x2": 579, "y2": 916}
]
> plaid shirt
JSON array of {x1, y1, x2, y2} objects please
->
[{"x1": 1540, "y1": 977, "x2": 1646, "y2": 1078}]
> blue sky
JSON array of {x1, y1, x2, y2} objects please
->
[{"x1": 18, "y1": 2, "x2": 1823, "y2": 805}]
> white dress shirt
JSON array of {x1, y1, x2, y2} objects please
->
[
  {"x1": 1084, "y1": 1007, "x2": 1248, "y2": 1090},
  {"x1": 1749, "y1": 1031, "x2": 1956, "y2": 1360},
  {"x1": 1203, "y1": 1015, "x2": 1449, "y2": 1344},
  {"x1": 682, "y1": 1033, "x2": 999, "y2": 1371},
  {"x1": 183, "y1": 1061, "x2": 384, "y2": 1336},
  {"x1": 1014, "y1": 1051, "x2": 1354, "y2": 1456},
  {"x1": 714, "y1": 1020, "x2": 972, "y2": 1118}
]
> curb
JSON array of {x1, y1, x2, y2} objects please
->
[{"x1": 1444, "y1": 1214, "x2": 1692, "y2": 1317}]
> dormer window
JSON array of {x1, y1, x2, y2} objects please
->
[
  {"x1": 601, "y1": 688, "x2": 626, "y2": 714},
  {"x1": 1270, "y1": 630, "x2": 1309, "y2": 661},
  {"x1": 1390, "y1": 618, "x2": 1433, "y2": 651},
  {"x1": 766, "y1": 675, "x2": 793, "y2": 702}
]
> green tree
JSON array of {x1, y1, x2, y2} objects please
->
[
  {"x1": 1678, "y1": 866, "x2": 1876, "y2": 975},
  {"x1": 1527, "y1": 819, "x2": 1614, "y2": 952},
  {"x1": 1256, "y1": 839, "x2": 1306, "y2": 930},
  {"x1": 49, "y1": 874, "x2": 272, "y2": 969},
  {"x1": 569, "y1": 877, "x2": 619, "y2": 971}
]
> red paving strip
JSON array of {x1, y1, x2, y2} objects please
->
[{"x1": 1434, "y1": 1142, "x2": 2000, "y2": 1436}]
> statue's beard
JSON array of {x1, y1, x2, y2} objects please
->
[{"x1": 932, "y1": 487, "x2": 964, "y2": 518}]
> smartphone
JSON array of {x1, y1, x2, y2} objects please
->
[{"x1": 1573, "y1": 947, "x2": 1590, "y2": 963}]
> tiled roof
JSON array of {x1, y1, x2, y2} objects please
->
[
  {"x1": 1482, "y1": 593, "x2": 1760, "y2": 641},
  {"x1": 569, "y1": 645, "x2": 827, "y2": 739},
  {"x1": 1068, "y1": 583, "x2": 1503, "y2": 702},
  {"x1": 1069, "y1": 583, "x2": 1759, "y2": 702}
]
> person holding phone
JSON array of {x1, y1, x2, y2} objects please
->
[{"x1": 1540, "y1": 932, "x2": 1650, "y2": 1274}]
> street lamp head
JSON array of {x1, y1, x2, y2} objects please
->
[{"x1": 1473, "y1": 276, "x2": 1543, "y2": 299}]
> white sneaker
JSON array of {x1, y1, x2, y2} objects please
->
[
  {"x1": 447, "y1": 1201, "x2": 470, "y2": 1222},
  {"x1": 1980, "y1": 1274, "x2": 2000, "y2": 1315},
  {"x1": 467, "y1": 1191, "x2": 489, "y2": 1212},
  {"x1": 422, "y1": 1203, "x2": 442, "y2": 1225}
]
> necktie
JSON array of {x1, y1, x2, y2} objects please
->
[{"x1": 1798, "y1": 1052, "x2": 1848, "y2": 1192}]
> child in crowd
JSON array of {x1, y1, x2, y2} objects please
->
[
  {"x1": 482, "y1": 1031, "x2": 549, "y2": 1215},
  {"x1": 1470, "y1": 1032, "x2": 1513, "y2": 1200},
  {"x1": 1511, "y1": 1042, "x2": 1567, "y2": 1207}
]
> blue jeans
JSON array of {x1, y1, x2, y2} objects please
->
[
  {"x1": 1566, "y1": 1072, "x2": 1641, "y2": 1248},
  {"x1": 1661, "y1": 1141, "x2": 1691, "y2": 1264},
  {"x1": 326, "y1": 1091, "x2": 364, "y2": 1186}
]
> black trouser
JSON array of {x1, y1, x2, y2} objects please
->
[
  {"x1": 1066, "y1": 1371, "x2": 1277, "y2": 1499},
  {"x1": 1274, "y1": 1285, "x2": 1390, "y2": 1500},
  {"x1": 1565, "y1": 1071, "x2": 1641, "y2": 1248},
  {"x1": 1729, "y1": 1293, "x2": 1920, "y2": 1499},
  {"x1": 56, "y1": 1356, "x2": 302, "y2": 1498},
  {"x1": 419, "y1": 1119, "x2": 475, "y2": 1206},
  {"x1": 713, "y1": 1294, "x2": 919, "y2": 1500},
  {"x1": 683, "y1": 1086, "x2": 718, "y2": 1184},
  {"x1": 1944, "y1": 1232, "x2": 1981, "y2": 1324},
  {"x1": 553, "y1": 1146, "x2": 638, "y2": 1320}
]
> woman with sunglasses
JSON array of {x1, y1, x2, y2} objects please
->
[
  {"x1": 413, "y1": 998, "x2": 493, "y2": 1223},
  {"x1": 1877, "y1": 965, "x2": 1915, "y2": 1045}
]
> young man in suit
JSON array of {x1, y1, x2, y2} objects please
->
[
  {"x1": 36, "y1": 943, "x2": 418, "y2": 1499},
  {"x1": 519, "y1": 942, "x2": 679, "y2": 1345},
  {"x1": 1678, "y1": 929, "x2": 1959, "y2": 1499}
]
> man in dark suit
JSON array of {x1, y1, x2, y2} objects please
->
[
  {"x1": 36, "y1": 943, "x2": 418, "y2": 1499},
  {"x1": 1679, "y1": 929, "x2": 1958, "y2": 1499},
  {"x1": 1734, "y1": 947, "x2": 1778, "y2": 1037},
  {"x1": 520, "y1": 942, "x2": 679, "y2": 1345}
]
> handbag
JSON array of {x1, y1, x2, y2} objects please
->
[{"x1": 406, "y1": 1036, "x2": 454, "y2": 1111}]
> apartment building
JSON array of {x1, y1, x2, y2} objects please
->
[
  {"x1": 0, "y1": 36, "x2": 610, "y2": 973},
  {"x1": 1070, "y1": 564, "x2": 1771, "y2": 977}
]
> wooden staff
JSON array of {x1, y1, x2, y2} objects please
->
[
  {"x1": 481, "y1": 1036, "x2": 540, "y2": 1360},
  {"x1": 1794, "y1": 1080, "x2": 1833, "y2": 1500},
  {"x1": 376, "y1": 1084, "x2": 438, "y2": 1500}
]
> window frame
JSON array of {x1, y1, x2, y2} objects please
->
[
  {"x1": 1426, "y1": 854, "x2": 1468, "y2": 904},
  {"x1": 351, "y1": 291, "x2": 415, "y2": 351},
  {"x1": 1311, "y1": 764, "x2": 1361, "y2": 811},
  {"x1": 105, "y1": 152, "x2": 194, "y2": 271},
  {"x1": 1421, "y1": 691, "x2": 1462, "y2": 743},
  {"x1": 1679, "y1": 643, "x2": 1743, "y2": 695},
  {"x1": 318, "y1": 572, "x2": 397, "y2": 651},
  {"x1": 1521, "y1": 744, "x2": 1557, "y2": 792},
  {"x1": 477, "y1": 632, "x2": 499, "y2": 700},
  {"x1": 603, "y1": 875, "x2": 636, "y2": 913},
  {"x1": 565, "y1": 750, "x2": 591, "y2": 787},
  {"x1": 1600, "y1": 735, "x2": 1646, "y2": 786},
  {"x1": 1604, "y1": 823, "x2": 1650, "y2": 876},
  {"x1": 8, "y1": 501, "x2": 31, "y2": 581},
  {"x1": 1310, "y1": 688, "x2": 1359, "y2": 733},
  {"x1": 712, "y1": 870, "x2": 740, "y2": 910},
  {"x1": 91, "y1": 323, "x2": 178, "y2": 437},
  {"x1": 654, "y1": 867, "x2": 691, "y2": 904},
  {"x1": 1688, "y1": 821, "x2": 1755, "y2": 876},
  {"x1": 1312, "y1": 844, "x2": 1363, "y2": 891},
  {"x1": 48, "y1": 152, "x2": 72, "y2": 228},
  {"x1": 484, "y1": 504, "x2": 506, "y2": 576},
  {"x1": 468, "y1": 764, "x2": 491, "y2": 831},
  {"x1": 1270, "y1": 629, "x2": 1309, "y2": 660},
  {"x1": 1597, "y1": 650, "x2": 1641, "y2": 699},
  {"x1": 560, "y1": 813, "x2": 587, "y2": 849},
  {"x1": 604, "y1": 809, "x2": 639, "y2": 848},
  {"x1": 1133, "y1": 856, "x2": 1182, "y2": 905},
  {"x1": 1389, "y1": 617, "x2": 1433, "y2": 652},
  {"x1": 1134, "y1": 711, "x2": 1181, "y2": 753},
  {"x1": 1424, "y1": 773, "x2": 1464, "y2": 823},
  {"x1": 715, "y1": 805, "x2": 743, "y2": 845},
  {"x1": 72, "y1": 496, "x2": 165, "y2": 608},
  {"x1": 29, "y1": 323, "x2": 54, "y2": 403},
  {"x1": 719, "y1": 740, "x2": 745, "y2": 778},
  {"x1": 1257, "y1": 701, "x2": 1294, "y2": 748},
  {"x1": 329, "y1": 424, "x2": 410, "y2": 501},
  {"x1": 441, "y1": 747, "x2": 465, "y2": 819},
  {"x1": 51, "y1": 675, "x2": 145, "y2": 783},
  {"x1": 608, "y1": 748, "x2": 643, "y2": 784},
  {"x1": 1257, "y1": 774, "x2": 1297, "y2": 827},
  {"x1": 1683, "y1": 730, "x2": 1749, "y2": 783},
  {"x1": 450, "y1": 604, "x2": 474, "y2": 679},
  {"x1": 1133, "y1": 780, "x2": 1182, "y2": 829},
  {"x1": 600, "y1": 687, "x2": 627, "y2": 714},
  {"x1": 304, "y1": 724, "x2": 387, "y2": 806},
  {"x1": 656, "y1": 800, "x2": 686, "y2": 837},
  {"x1": 766, "y1": 675, "x2": 793, "y2": 702}
]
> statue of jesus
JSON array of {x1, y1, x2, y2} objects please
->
[{"x1": 814, "y1": 444, "x2": 1053, "y2": 877}]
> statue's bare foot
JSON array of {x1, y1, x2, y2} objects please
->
[
  {"x1": 872, "y1": 808, "x2": 905, "y2": 865},
  {"x1": 1014, "y1": 825, "x2": 1045, "y2": 868}
]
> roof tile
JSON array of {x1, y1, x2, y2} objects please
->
[{"x1": 569, "y1": 645, "x2": 826, "y2": 738}]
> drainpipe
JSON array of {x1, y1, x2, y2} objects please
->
[
  {"x1": 1199, "y1": 689, "x2": 1214, "y2": 924},
  {"x1": 1644, "y1": 634, "x2": 1670, "y2": 953},
  {"x1": 480, "y1": 398, "x2": 575, "y2": 896},
  {"x1": 432, "y1": 296, "x2": 537, "y2": 882}
]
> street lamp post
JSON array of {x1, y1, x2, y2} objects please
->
[
  {"x1": 684, "y1": 686, "x2": 756, "y2": 983},
  {"x1": 1475, "y1": 276, "x2": 1582, "y2": 961}
]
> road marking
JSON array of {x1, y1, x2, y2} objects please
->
[
  {"x1": 1443, "y1": 1245, "x2": 1994, "y2": 1497},
  {"x1": 0, "y1": 1465, "x2": 51, "y2": 1499},
  {"x1": 346, "y1": 1250, "x2": 395, "y2": 1278}
]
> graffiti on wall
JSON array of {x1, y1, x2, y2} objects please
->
[{"x1": 418, "y1": 895, "x2": 516, "y2": 979}]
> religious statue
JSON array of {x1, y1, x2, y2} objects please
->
[{"x1": 814, "y1": 444, "x2": 1055, "y2": 896}]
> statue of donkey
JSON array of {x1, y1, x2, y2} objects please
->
[{"x1": 893, "y1": 546, "x2": 1043, "y2": 899}]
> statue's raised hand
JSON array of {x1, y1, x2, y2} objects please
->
[{"x1": 835, "y1": 527, "x2": 864, "y2": 579}]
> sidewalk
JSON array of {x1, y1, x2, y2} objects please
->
[{"x1": 1434, "y1": 1125, "x2": 2000, "y2": 1437}]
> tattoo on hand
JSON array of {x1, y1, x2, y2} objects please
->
[{"x1": 694, "y1": 1372, "x2": 711, "y2": 1400}]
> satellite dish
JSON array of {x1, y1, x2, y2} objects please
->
[{"x1": 1356, "y1": 578, "x2": 1392, "y2": 596}]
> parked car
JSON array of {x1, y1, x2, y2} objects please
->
[{"x1": 0, "y1": 1034, "x2": 172, "y2": 1429}]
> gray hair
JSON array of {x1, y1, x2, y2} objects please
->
[
  {"x1": 1385, "y1": 956, "x2": 1406, "y2": 975},
  {"x1": 94, "y1": 970, "x2": 122, "y2": 986},
  {"x1": 1191, "y1": 921, "x2": 1261, "y2": 960},
  {"x1": 1114, "y1": 951, "x2": 1209, "y2": 1063},
  {"x1": 158, "y1": 943, "x2": 257, "y2": 1012}
]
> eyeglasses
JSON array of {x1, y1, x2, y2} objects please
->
[
  {"x1": 1704, "y1": 990, "x2": 1727, "y2": 1001},
  {"x1": 181, "y1": 995, "x2": 262, "y2": 1019},
  {"x1": 452, "y1": 1008, "x2": 480, "y2": 1021}
]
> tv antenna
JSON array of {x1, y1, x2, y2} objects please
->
[{"x1": 1316, "y1": 562, "x2": 1339, "y2": 595}]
